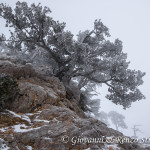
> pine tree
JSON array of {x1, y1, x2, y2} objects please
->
[{"x1": 0, "y1": 2, "x2": 145, "y2": 109}]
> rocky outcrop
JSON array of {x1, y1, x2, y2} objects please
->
[
  {"x1": 0, "y1": 56, "x2": 84, "y2": 117},
  {"x1": 0, "y1": 50, "x2": 149, "y2": 150},
  {"x1": 0, "y1": 107, "x2": 148, "y2": 150}
]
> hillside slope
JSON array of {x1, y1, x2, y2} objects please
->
[{"x1": 0, "y1": 50, "x2": 149, "y2": 150}]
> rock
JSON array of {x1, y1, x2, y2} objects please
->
[
  {"x1": 10, "y1": 77, "x2": 65, "y2": 113},
  {"x1": 0, "y1": 60, "x2": 36, "y2": 79},
  {"x1": 0, "y1": 51, "x2": 149, "y2": 150},
  {"x1": 1, "y1": 106, "x2": 146, "y2": 150}
]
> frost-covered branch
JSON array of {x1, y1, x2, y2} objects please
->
[{"x1": 0, "y1": 2, "x2": 145, "y2": 109}]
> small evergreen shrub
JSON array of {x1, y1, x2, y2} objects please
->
[{"x1": 0, "y1": 74, "x2": 19, "y2": 111}]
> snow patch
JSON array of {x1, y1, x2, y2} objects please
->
[
  {"x1": 0, "y1": 127, "x2": 9, "y2": 132},
  {"x1": 26, "y1": 146, "x2": 32, "y2": 150},
  {"x1": 22, "y1": 115, "x2": 31, "y2": 123},
  {"x1": 84, "y1": 111, "x2": 95, "y2": 118},
  {"x1": 7, "y1": 110, "x2": 21, "y2": 118},
  {"x1": 34, "y1": 119, "x2": 50, "y2": 123},
  {"x1": 46, "y1": 89, "x2": 57, "y2": 99},
  {"x1": 51, "y1": 118, "x2": 62, "y2": 124},
  {"x1": 1, "y1": 49, "x2": 5, "y2": 53},
  {"x1": 103, "y1": 143, "x2": 120, "y2": 150},
  {"x1": 25, "y1": 113, "x2": 34, "y2": 116},
  {"x1": 13, "y1": 124, "x2": 42, "y2": 133},
  {"x1": 35, "y1": 111, "x2": 42, "y2": 114},
  {"x1": 0, "y1": 138, "x2": 10, "y2": 150},
  {"x1": 7, "y1": 110, "x2": 31, "y2": 123},
  {"x1": 43, "y1": 137, "x2": 51, "y2": 140}
]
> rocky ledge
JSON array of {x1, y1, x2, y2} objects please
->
[{"x1": 0, "y1": 50, "x2": 149, "y2": 150}]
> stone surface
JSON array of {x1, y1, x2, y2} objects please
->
[{"x1": 0, "y1": 50, "x2": 150, "y2": 150}]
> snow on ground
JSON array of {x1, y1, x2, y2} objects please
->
[
  {"x1": 33, "y1": 119, "x2": 50, "y2": 123},
  {"x1": 13, "y1": 124, "x2": 43, "y2": 133},
  {"x1": 0, "y1": 144, "x2": 10, "y2": 150},
  {"x1": 0, "y1": 124, "x2": 40, "y2": 133},
  {"x1": 25, "y1": 113, "x2": 34, "y2": 116},
  {"x1": 7, "y1": 110, "x2": 31, "y2": 123},
  {"x1": 0, "y1": 110, "x2": 51, "y2": 133},
  {"x1": 22, "y1": 115, "x2": 31, "y2": 123},
  {"x1": 102, "y1": 143, "x2": 120, "y2": 150},
  {"x1": 26, "y1": 145, "x2": 32, "y2": 150},
  {"x1": 141, "y1": 143, "x2": 150, "y2": 148},
  {"x1": 32, "y1": 111, "x2": 42, "y2": 115},
  {"x1": 84, "y1": 111, "x2": 95, "y2": 118},
  {"x1": 46, "y1": 89, "x2": 58, "y2": 99},
  {"x1": 43, "y1": 137, "x2": 52, "y2": 140},
  {"x1": 0, "y1": 127, "x2": 9, "y2": 132},
  {"x1": 0, "y1": 138, "x2": 10, "y2": 150},
  {"x1": 25, "y1": 110, "x2": 42, "y2": 117}
]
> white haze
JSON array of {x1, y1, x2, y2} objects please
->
[{"x1": 0, "y1": 0, "x2": 150, "y2": 138}]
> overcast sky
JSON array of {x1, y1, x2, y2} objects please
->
[{"x1": 1, "y1": 0, "x2": 150, "y2": 138}]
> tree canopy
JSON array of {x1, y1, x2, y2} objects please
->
[
  {"x1": 97, "y1": 111, "x2": 110, "y2": 126},
  {"x1": 108, "y1": 111, "x2": 128, "y2": 131},
  {"x1": 0, "y1": 2, "x2": 145, "y2": 109}
]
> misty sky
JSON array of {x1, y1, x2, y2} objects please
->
[{"x1": 0, "y1": 0, "x2": 150, "y2": 138}]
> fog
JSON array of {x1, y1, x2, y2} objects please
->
[{"x1": 1, "y1": 0, "x2": 150, "y2": 138}]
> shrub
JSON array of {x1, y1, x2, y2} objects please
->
[{"x1": 0, "y1": 74, "x2": 19, "y2": 111}]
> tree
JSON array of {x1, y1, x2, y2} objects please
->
[
  {"x1": 132, "y1": 125, "x2": 142, "y2": 138},
  {"x1": 97, "y1": 111, "x2": 110, "y2": 126},
  {"x1": 108, "y1": 111, "x2": 128, "y2": 131},
  {"x1": 0, "y1": 2, "x2": 145, "y2": 109},
  {"x1": 79, "y1": 90, "x2": 100, "y2": 115}
]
